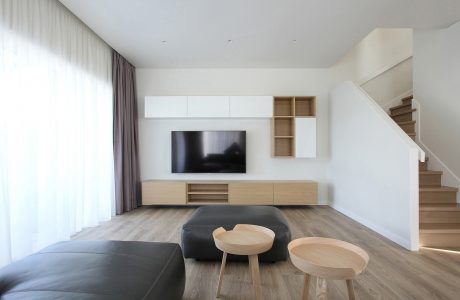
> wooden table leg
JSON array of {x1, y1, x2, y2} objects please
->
[
  {"x1": 216, "y1": 252, "x2": 227, "y2": 297},
  {"x1": 316, "y1": 277, "x2": 327, "y2": 300},
  {"x1": 303, "y1": 274, "x2": 311, "y2": 300},
  {"x1": 346, "y1": 280, "x2": 356, "y2": 300},
  {"x1": 249, "y1": 254, "x2": 262, "y2": 300}
]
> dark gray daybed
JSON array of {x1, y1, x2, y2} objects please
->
[{"x1": 0, "y1": 240, "x2": 185, "y2": 300}]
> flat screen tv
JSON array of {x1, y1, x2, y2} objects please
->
[{"x1": 172, "y1": 131, "x2": 246, "y2": 173}]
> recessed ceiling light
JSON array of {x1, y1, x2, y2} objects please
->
[
  {"x1": 227, "y1": 39, "x2": 233, "y2": 43},
  {"x1": 292, "y1": 39, "x2": 297, "y2": 43},
  {"x1": 161, "y1": 40, "x2": 167, "y2": 44}
]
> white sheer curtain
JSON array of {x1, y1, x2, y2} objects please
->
[{"x1": 0, "y1": 0, "x2": 115, "y2": 267}]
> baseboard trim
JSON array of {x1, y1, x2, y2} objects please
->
[{"x1": 330, "y1": 204, "x2": 414, "y2": 250}]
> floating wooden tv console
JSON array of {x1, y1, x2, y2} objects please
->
[{"x1": 142, "y1": 180, "x2": 318, "y2": 206}]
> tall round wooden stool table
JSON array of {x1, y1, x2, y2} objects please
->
[
  {"x1": 288, "y1": 237, "x2": 369, "y2": 300},
  {"x1": 213, "y1": 224, "x2": 275, "y2": 300}
]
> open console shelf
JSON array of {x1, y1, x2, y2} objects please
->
[{"x1": 187, "y1": 183, "x2": 229, "y2": 204}]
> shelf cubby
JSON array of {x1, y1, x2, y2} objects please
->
[
  {"x1": 274, "y1": 118, "x2": 294, "y2": 136},
  {"x1": 187, "y1": 194, "x2": 229, "y2": 203},
  {"x1": 274, "y1": 97, "x2": 294, "y2": 116},
  {"x1": 273, "y1": 137, "x2": 294, "y2": 157},
  {"x1": 295, "y1": 97, "x2": 316, "y2": 117},
  {"x1": 188, "y1": 183, "x2": 228, "y2": 193},
  {"x1": 187, "y1": 183, "x2": 229, "y2": 204}
]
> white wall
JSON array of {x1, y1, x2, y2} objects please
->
[
  {"x1": 333, "y1": 28, "x2": 413, "y2": 83},
  {"x1": 329, "y1": 82, "x2": 421, "y2": 250},
  {"x1": 136, "y1": 68, "x2": 334, "y2": 203},
  {"x1": 414, "y1": 22, "x2": 460, "y2": 199},
  {"x1": 328, "y1": 29, "x2": 422, "y2": 250},
  {"x1": 134, "y1": 29, "x2": 421, "y2": 247},
  {"x1": 361, "y1": 58, "x2": 413, "y2": 110}
]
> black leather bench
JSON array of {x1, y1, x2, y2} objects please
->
[
  {"x1": 0, "y1": 240, "x2": 185, "y2": 300},
  {"x1": 181, "y1": 205, "x2": 291, "y2": 262}
]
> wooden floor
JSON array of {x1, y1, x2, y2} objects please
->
[{"x1": 72, "y1": 206, "x2": 460, "y2": 300}]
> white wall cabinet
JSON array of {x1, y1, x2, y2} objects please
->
[
  {"x1": 145, "y1": 95, "x2": 275, "y2": 119},
  {"x1": 229, "y1": 96, "x2": 273, "y2": 118},
  {"x1": 187, "y1": 96, "x2": 230, "y2": 118},
  {"x1": 295, "y1": 118, "x2": 317, "y2": 158},
  {"x1": 145, "y1": 96, "x2": 187, "y2": 118}
]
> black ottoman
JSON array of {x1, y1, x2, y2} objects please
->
[
  {"x1": 181, "y1": 205, "x2": 291, "y2": 262},
  {"x1": 0, "y1": 240, "x2": 185, "y2": 300}
]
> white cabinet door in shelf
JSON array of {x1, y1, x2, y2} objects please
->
[
  {"x1": 295, "y1": 118, "x2": 316, "y2": 158},
  {"x1": 229, "y1": 96, "x2": 273, "y2": 118},
  {"x1": 187, "y1": 96, "x2": 230, "y2": 118},
  {"x1": 145, "y1": 96, "x2": 187, "y2": 118}
]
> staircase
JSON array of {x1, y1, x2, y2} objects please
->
[{"x1": 389, "y1": 95, "x2": 460, "y2": 248}]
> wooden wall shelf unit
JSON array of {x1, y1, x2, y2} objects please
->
[
  {"x1": 142, "y1": 180, "x2": 318, "y2": 206},
  {"x1": 273, "y1": 96, "x2": 316, "y2": 158}
]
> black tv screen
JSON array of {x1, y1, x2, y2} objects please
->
[{"x1": 172, "y1": 131, "x2": 246, "y2": 173}]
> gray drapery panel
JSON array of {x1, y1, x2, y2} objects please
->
[{"x1": 112, "y1": 50, "x2": 140, "y2": 214}]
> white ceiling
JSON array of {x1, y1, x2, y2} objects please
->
[{"x1": 59, "y1": 0, "x2": 460, "y2": 68}]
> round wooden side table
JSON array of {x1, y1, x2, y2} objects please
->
[
  {"x1": 212, "y1": 224, "x2": 275, "y2": 300},
  {"x1": 288, "y1": 237, "x2": 369, "y2": 300}
]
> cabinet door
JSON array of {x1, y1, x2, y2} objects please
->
[
  {"x1": 145, "y1": 96, "x2": 188, "y2": 118},
  {"x1": 295, "y1": 118, "x2": 316, "y2": 158},
  {"x1": 274, "y1": 182, "x2": 317, "y2": 205},
  {"x1": 229, "y1": 183, "x2": 274, "y2": 205},
  {"x1": 142, "y1": 181, "x2": 186, "y2": 205},
  {"x1": 229, "y1": 96, "x2": 273, "y2": 118},
  {"x1": 187, "y1": 96, "x2": 230, "y2": 118}
]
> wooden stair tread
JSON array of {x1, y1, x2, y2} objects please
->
[
  {"x1": 420, "y1": 204, "x2": 460, "y2": 211},
  {"x1": 397, "y1": 120, "x2": 416, "y2": 125},
  {"x1": 401, "y1": 95, "x2": 413, "y2": 101},
  {"x1": 420, "y1": 186, "x2": 458, "y2": 192},
  {"x1": 419, "y1": 171, "x2": 443, "y2": 175},
  {"x1": 390, "y1": 103, "x2": 412, "y2": 111},
  {"x1": 390, "y1": 108, "x2": 416, "y2": 117},
  {"x1": 407, "y1": 132, "x2": 416, "y2": 136},
  {"x1": 420, "y1": 223, "x2": 460, "y2": 233}
]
